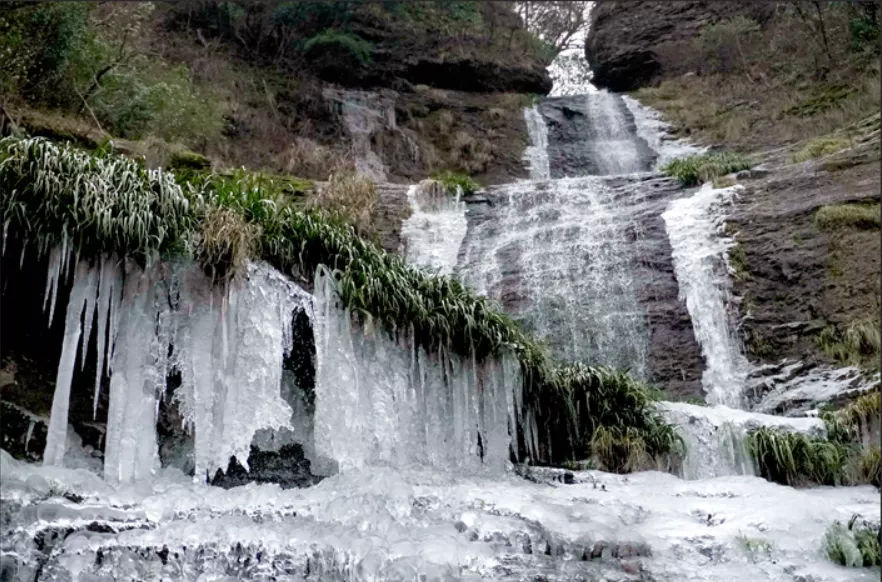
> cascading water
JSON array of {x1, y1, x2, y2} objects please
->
[
  {"x1": 399, "y1": 180, "x2": 468, "y2": 275},
  {"x1": 662, "y1": 183, "x2": 750, "y2": 408},
  {"x1": 457, "y1": 176, "x2": 649, "y2": 375}
]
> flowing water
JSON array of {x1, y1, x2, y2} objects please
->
[{"x1": 3, "y1": 52, "x2": 879, "y2": 582}]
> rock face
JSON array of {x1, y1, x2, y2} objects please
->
[
  {"x1": 585, "y1": 1, "x2": 773, "y2": 91},
  {"x1": 727, "y1": 135, "x2": 881, "y2": 369}
]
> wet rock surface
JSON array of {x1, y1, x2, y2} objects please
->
[{"x1": 726, "y1": 138, "x2": 881, "y2": 371}]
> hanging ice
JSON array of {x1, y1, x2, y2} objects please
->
[
  {"x1": 41, "y1": 248, "x2": 314, "y2": 483},
  {"x1": 312, "y1": 268, "x2": 520, "y2": 473},
  {"x1": 43, "y1": 260, "x2": 97, "y2": 466}
]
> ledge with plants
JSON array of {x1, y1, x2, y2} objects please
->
[{"x1": 0, "y1": 135, "x2": 682, "y2": 471}]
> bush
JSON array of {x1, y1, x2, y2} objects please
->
[
  {"x1": 663, "y1": 152, "x2": 752, "y2": 186},
  {"x1": 815, "y1": 203, "x2": 881, "y2": 230},
  {"x1": 825, "y1": 516, "x2": 880, "y2": 568},
  {"x1": 432, "y1": 170, "x2": 480, "y2": 195},
  {"x1": 815, "y1": 318, "x2": 881, "y2": 365},
  {"x1": 303, "y1": 29, "x2": 373, "y2": 65},
  {"x1": 747, "y1": 427, "x2": 849, "y2": 486}
]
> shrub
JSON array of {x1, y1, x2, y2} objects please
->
[
  {"x1": 431, "y1": 170, "x2": 480, "y2": 196},
  {"x1": 746, "y1": 427, "x2": 848, "y2": 486},
  {"x1": 815, "y1": 319, "x2": 881, "y2": 366},
  {"x1": 825, "y1": 516, "x2": 881, "y2": 568},
  {"x1": 303, "y1": 29, "x2": 373, "y2": 65},
  {"x1": 196, "y1": 205, "x2": 260, "y2": 281},
  {"x1": 663, "y1": 152, "x2": 752, "y2": 186},
  {"x1": 815, "y1": 203, "x2": 881, "y2": 230}
]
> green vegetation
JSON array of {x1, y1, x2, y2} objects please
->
[
  {"x1": 748, "y1": 391, "x2": 881, "y2": 487},
  {"x1": 0, "y1": 135, "x2": 680, "y2": 470},
  {"x1": 815, "y1": 203, "x2": 881, "y2": 230},
  {"x1": 815, "y1": 318, "x2": 881, "y2": 366},
  {"x1": 746, "y1": 427, "x2": 848, "y2": 486},
  {"x1": 432, "y1": 170, "x2": 481, "y2": 196},
  {"x1": 1, "y1": 4, "x2": 225, "y2": 147},
  {"x1": 535, "y1": 363, "x2": 684, "y2": 472},
  {"x1": 663, "y1": 152, "x2": 752, "y2": 186},
  {"x1": 303, "y1": 29, "x2": 373, "y2": 66},
  {"x1": 791, "y1": 136, "x2": 850, "y2": 162},
  {"x1": 307, "y1": 172, "x2": 377, "y2": 234},
  {"x1": 825, "y1": 515, "x2": 881, "y2": 568}
]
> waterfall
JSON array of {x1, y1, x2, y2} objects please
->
[
  {"x1": 662, "y1": 183, "x2": 749, "y2": 408},
  {"x1": 322, "y1": 88, "x2": 393, "y2": 182},
  {"x1": 661, "y1": 402, "x2": 824, "y2": 479},
  {"x1": 312, "y1": 268, "x2": 520, "y2": 473},
  {"x1": 523, "y1": 105, "x2": 551, "y2": 180},
  {"x1": 399, "y1": 180, "x2": 468, "y2": 275},
  {"x1": 458, "y1": 176, "x2": 649, "y2": 376}
]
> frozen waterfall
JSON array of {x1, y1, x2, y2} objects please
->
[{"x1": 400, "y1": 179, "x2": 468, "y2": 276}]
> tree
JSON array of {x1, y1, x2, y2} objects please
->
[{"x1": 513, "y1": 1, "x2": 590, "y2": 54}]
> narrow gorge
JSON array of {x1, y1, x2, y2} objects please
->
[{"x1": 1, "y1": 2, "x2": 879, "y2": 581}]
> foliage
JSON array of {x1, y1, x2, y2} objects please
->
[
  {"x1": 531, "y1": 363, "x2": 684, "y2": 471},
  {"x1": 0, "y1": 136, "x2": 194, "y2": 263},
  {"x1": 0, "y1": 135, "x2": 680, "y2": 470},
  {"x1": 0, "y1": 3, "x2": 92, "y2": 105},
  {"x1": 663, "y1": 152, "x2": 752, "y2": 187},
  {"x1": 815, "y1": 319, "x2": 881, "y2": 365},
  {"x1": 823, "y1": 390, "x2": 881, "y2": 445},
  {"x1": 303, "y1": 29, "x2": 373, "y2": 65},
  {"x1": 825, "y1": 516, "x2": 881, "y2": 568},
  {"x1": 746, "y1": 427, "x2": 848, "y2": 486},
  {"x1": 432, "y1": 170, "x2": 481, "y2": 196},
  {"x1": 815, "y1": 203, "x2": 881, "y2": 230}
]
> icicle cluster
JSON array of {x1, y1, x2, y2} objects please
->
[
  {"x1": 313, "y1": 268, "x2": 521, "y2": 473},
  {"x1": 40, "y1": 245, "x2": 313, "y2": 483}
]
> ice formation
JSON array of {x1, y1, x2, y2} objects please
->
[
  {"x1": 313, "y1": 268, "x2": 521, "y2": 473},
  {"x1": 39, "y1": 253, "x2": 313, "y2": 483}
]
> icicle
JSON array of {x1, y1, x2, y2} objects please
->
[
  {"x1": 103, "y1": 265, "x2": 164, "y2": 483},
  {"x1": 24, "y1": 421, "x2": 34, "y2": 453},
  {"x1": 43, "y1": 260, "x2": 97, "y2": 466},
  {"x1": 43, "y1": 246, "x2": 63, "y2": 326}
]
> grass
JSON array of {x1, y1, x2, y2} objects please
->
[
  {"x1": 749, "y1": 391, "x2": 881, "y2": 487},
  {"x1": 815, "y1": 319, "x2": 881, "y2": 366},
  {"x1": 815, "y1": 203, "x2": 881, "y2": 230},
  {"x1": 662, "y1": 152, "x2": 752, "y2": 186},
  {"x1": 791, "y1": 136, "x2": 850, "y2": 163},
  {"x1": 825, "y1": 516, "x2": 881, "y2": 568},
  {"x1": 0, "y1": 135, "x2": 680, "y2": 470},
  {"x1": 431, "y1": 170, "x2": 481, "y2": 196},
  {"x1": 746, "y1": 427, "x2": 849, "y2": 486},
  {"x1": 307, "y1": 172, "x2": 377, "y2": 234}
]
